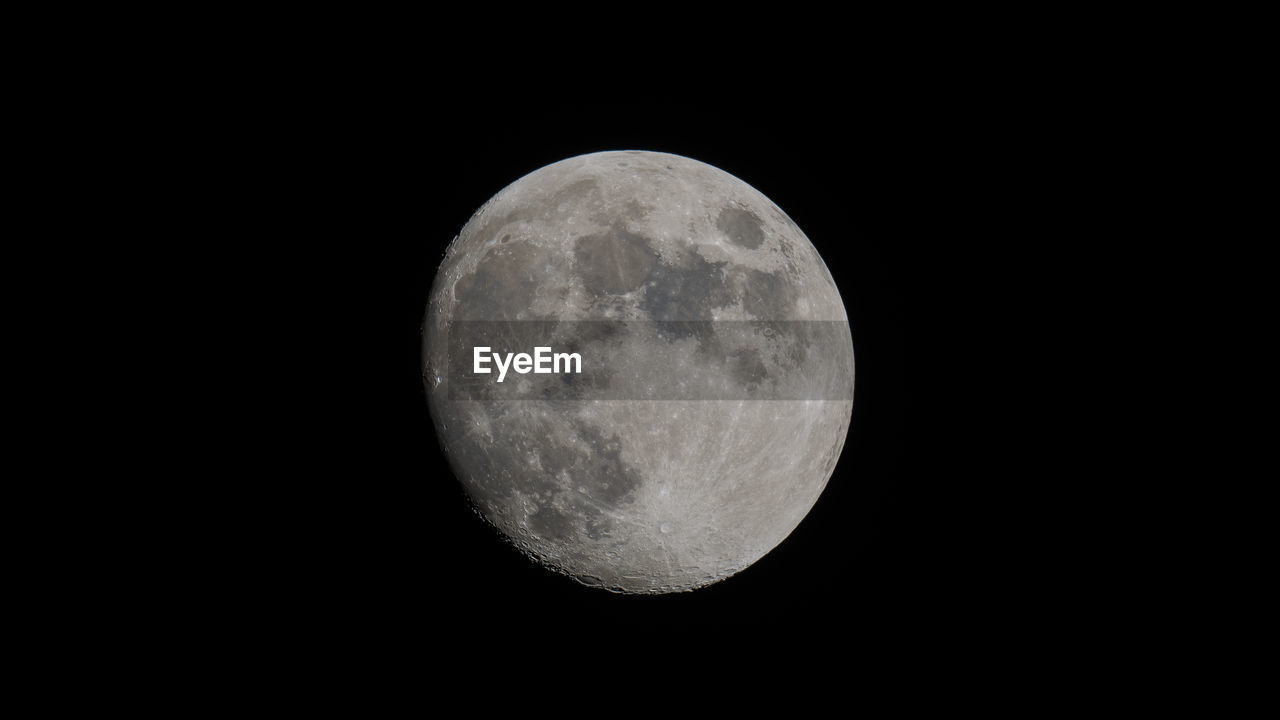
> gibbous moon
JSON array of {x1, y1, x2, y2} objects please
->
[{"x1": 423, "y1": 151, "x2": 854, "y2": 593}]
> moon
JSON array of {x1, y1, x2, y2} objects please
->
[{"x1": 423, "y1": 150, "x2": 854, "y2": 593}]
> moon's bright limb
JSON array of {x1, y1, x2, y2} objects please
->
[{"x1": 424, "y1": 151, "x2": 854, "y2": 593}]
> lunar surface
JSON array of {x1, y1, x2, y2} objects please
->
[{"x1": 423, "y1": 151, "x2": 854, "y2": 593}]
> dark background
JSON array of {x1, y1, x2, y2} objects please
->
[
  {"x1": 73, "y1": 20, "x2": 1134, "y2": 689},
  {"x1": 257, "y1": 96, "x2": 1027, "y2": 657}
]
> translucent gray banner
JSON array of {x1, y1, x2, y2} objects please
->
[{"x1": 437, "y1": 321, "x2": 854, "y2": 401}]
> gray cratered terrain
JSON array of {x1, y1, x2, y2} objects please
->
[{"x1": 423, "y1": 151, "x2": 854, "y2": 593}]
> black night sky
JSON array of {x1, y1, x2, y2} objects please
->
[{"x1": 247, "y1": 90, "x2": 1047, "y2": 661}]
